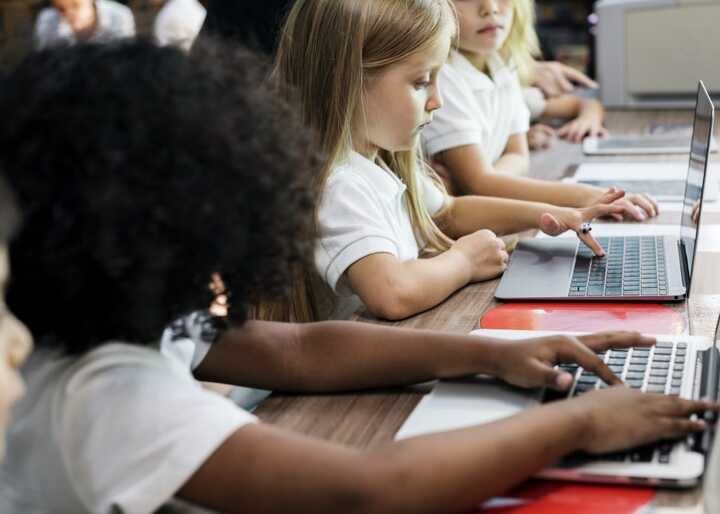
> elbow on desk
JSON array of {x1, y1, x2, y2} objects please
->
[{"x1": 360, "y1": 279, "x2": 426, "y2": 321}]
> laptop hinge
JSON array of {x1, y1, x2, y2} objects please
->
[
  {"x1": 694, "y1": 346, "x2": 719, "y2": 454},
  {"x1": 678, "y1": 239, "x2": 690, "y2": 289}
]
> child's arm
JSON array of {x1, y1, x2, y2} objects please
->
[
  {"x1": 437, "y1": 144, "x2": 656, "y2": 219},
  {"x1": 183, "y1": 326, "x2": 712, "y2": 514},
  {"x1": 493, "y1": 133, "x2": 530, "y2": 176},
  {"x1": 437, "y1": 193, "x2": 624, "y2": 254},
  {"x1": 321, "y1": 194, "x2": 622, "y2": 319},
  {"x1": 196, "y1": 322, "x2": 640, "y2": 392},
  {"x1": 345, "y1": 231, "x2": 507, "y2": 320}
]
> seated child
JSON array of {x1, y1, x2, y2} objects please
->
[
  {"x1": 0, "y1": 40, "x2": 712, "y2": 514},
  {"x1": 35, "y1": 0, "x2": 135, "y2": 49},
  {"x1": 423, "y1": 0, "x2": 656, "y2": 221},
  {"x1": 0, "y1": 179, "x2": 32, "y2": 462},
  {"x1": 275, "y1": 0, "x2": 635, "y2": 320}
]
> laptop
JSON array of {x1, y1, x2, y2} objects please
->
[
  {"x1": 583, "y1": 132, "x2": 718, "y2": 155},
  {"x1": 495, "y1": 81, "x2": 715, "y2": 302},
  {"x1": 396, "y1": 321, "x2": 720, "y2": 487}
]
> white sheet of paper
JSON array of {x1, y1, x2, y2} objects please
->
[{"x1": 572, "y1": 161, "x2": 687, "y2": 181}]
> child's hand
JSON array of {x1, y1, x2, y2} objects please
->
[
  {"x1": 538, "y1": 197, "x2": 626, "y2": 256},
  {"x1": 491, "y1": 331, "x2": 654, "y2": 390},
  {"x1": 450, "y1": 229, "x2": 509, "y2": 282},
  {"x1": 590, "y1": 188, "x2": 659, "y2": 222},
  {"x1": 527, "y1": 124, "x2": 556, "y2": 150},
  {"x1": 557, "y1": 116, "x2": 608, "y2": 144},
  {"x1": 568, "y1": 388, "x2": 717, "y2": 455}
]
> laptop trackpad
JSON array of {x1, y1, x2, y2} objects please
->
[
  {"x1": 496, "y1": 238, "x2": 577, "y2": 299},
  {"x1": 395, "y1": 378, "x2": 539, "y2": 439}
]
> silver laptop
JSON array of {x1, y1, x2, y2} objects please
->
[
  {"x1": 495, "y1": 81, "x2": 715, "y2": 303},
  {"x1": 396, "y1": 322, "x2": 720, "y2": 487}
]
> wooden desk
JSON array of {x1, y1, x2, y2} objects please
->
[{"x1": 255, "y1": 110, "x2": 720, "y2": 513}]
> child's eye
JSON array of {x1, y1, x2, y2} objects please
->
[{"x1": 414, "y1": 80, "x2": 431, "y2": 90}]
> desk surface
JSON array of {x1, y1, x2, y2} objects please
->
[{"x1": 255, "y1": 110, "x2": 720, "y2": 513}]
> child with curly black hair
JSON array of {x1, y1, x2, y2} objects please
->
[{"x1": 0, "y1": 40, "x2": 714, "y2": 514}]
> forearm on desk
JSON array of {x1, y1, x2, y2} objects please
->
[
  {"x1": 345, "y1": 250, "x2": 473, "y2": 320},
  {"x1": 439, "y1": 144, "x2": 600, "y2": 207},
  {"x1": 179, "y1": 401, "x2": 587, "y2": 514},
  {"x1": 440, "y1": 195, "x2": 553, "y2": 237}
]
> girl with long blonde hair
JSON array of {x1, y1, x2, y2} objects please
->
[
  {"x1": 423, "y1": 0, "x2": 658, "y2": 218},
  {"x1": 275, "y1": 0, "x2": 624, "y2": 320}
]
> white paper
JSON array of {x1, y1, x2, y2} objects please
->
[{"x1": 572, "y1": 161, "x2": 687, "y2": 181}]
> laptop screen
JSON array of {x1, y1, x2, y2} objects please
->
[{"x1": 681, "y1": 81, "x2": 715, "y2": 288}]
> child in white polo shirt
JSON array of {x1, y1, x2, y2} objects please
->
[
  {"x1": 275, "y1": 0, "x2": 635, "y2": 321},
  {"x1": 423, "y1": 0, "x2": 657, "y2": 221}
]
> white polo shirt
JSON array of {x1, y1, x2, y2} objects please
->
[
  {"x1": 423, "y1": 51, "x2": 530, "y2": 167},
  {"x1": 315, "y1": 151, "x2": 446, "y2": 307},
  {"x1": 154, "y1": 0, "x2": 207, "y2": 52}
]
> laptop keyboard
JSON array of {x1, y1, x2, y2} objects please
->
[
  {"x1": 543, "y1": 341, "x2": 688, "y2": 465},
  {"x1": 569, "y1": 236, "x2": 668, "y2": 297}
]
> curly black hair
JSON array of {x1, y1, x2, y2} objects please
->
[{"x1": 0, "y1": 39, "x2": 320, "y2": 354}]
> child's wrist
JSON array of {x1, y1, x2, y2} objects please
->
[{"x1": 446, "y1": 247, "x2": 473, "y2": 286}]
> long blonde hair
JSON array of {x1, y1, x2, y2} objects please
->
[
  {"x1": 270, "y1": 0, "x2": 456, "y2": 320},
  {"x1": 500, "y1": 0, "x2": 541, "y2": 85}
]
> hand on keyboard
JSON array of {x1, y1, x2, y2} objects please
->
[
  {"x1": 538, "y1": 198, "x2": 626, "y2": 256},
  {"x1": 564, "y1": 387, "x2": 718, "y2": 454},
  {"x1": 491, "y1": 331, "x2": 655, "y2": 391}
]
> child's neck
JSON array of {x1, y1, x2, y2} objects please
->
[
  {"x1": 459, "y1": 49, "x2": 490, "y2": 75},
  {"x1": 352, "y1": 140, "x2": 379, "y2": 162}
]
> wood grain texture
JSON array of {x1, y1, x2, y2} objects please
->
[{"x1": 255, "y1": 110, "x2": 720, "y2": 512}]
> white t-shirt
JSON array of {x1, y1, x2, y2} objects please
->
[
  {"x1": 34, "y1": 0, "x2": 136, "y2": 50},
  {"x1": 0, "y1": 339, "x2": 256, "y2": 514},
  {"x1": 154, "y1": 0, "x2": 207, "y2": 52},
  {"x1": 423, "y1": 51, "x2": 531, "y2": 169},
  {"x1": 315, "y1": 151, "x2": 445, "y2": 316}
]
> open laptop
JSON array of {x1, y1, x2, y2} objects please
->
[
  {"x1": 396, "y1": 320, "x2": 720, "y2": 487},
  {"x1": 495, "y1": 81, "x2": 715, "y2": 302}
]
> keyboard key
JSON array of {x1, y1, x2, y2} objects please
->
[
  {"x1": 654, "y1": 347, "x2": 672, "y2": 355},
  {"x1": 625, "y1": 371, "x2": 645, "y2": 381},
  {"x1": 647, "y1": 384, "x2": 666, "y2": 393}
]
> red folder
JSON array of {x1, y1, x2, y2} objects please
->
[{"x1": 475, "y1": 480, "x2": 654, "y2": 513}]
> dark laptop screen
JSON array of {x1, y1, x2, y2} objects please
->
[{"x1": 681, "y1": 81, "x2": 715, "y2": 288}]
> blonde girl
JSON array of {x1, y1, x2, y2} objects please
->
[
  {"x1": 423, "y1": 0, "x2": 657, "y2": 219},
  {"x1": 276, "y1": 0, "x2": 624, "y2": 320}
]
